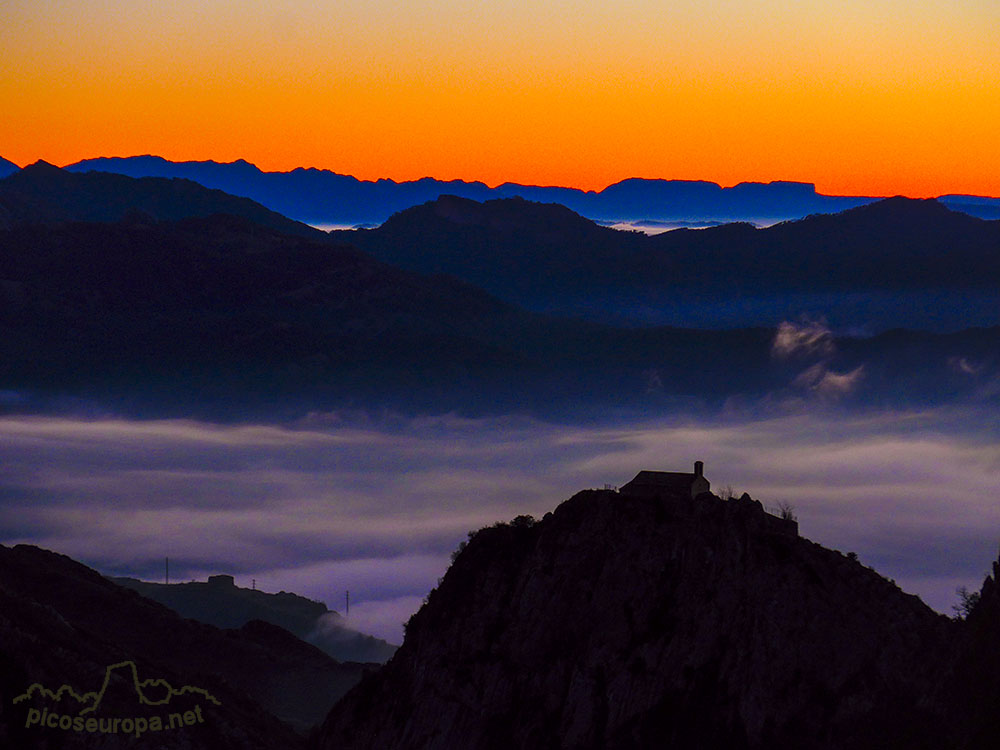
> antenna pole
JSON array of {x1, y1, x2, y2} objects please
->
[
  {"x1": 346, "y1": 590, "x2": 350, "y2": 615},
  {"x1": 165, "y1": 557, "x2": 169, "y2": 585}
]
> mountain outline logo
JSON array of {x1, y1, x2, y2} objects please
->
[{"x1": 13, "y1": 660, "x2": 220, "y2": 737}]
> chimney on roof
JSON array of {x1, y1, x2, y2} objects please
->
[{"x1": 694, "y1": 461, "x2": 704, "y2": 477}]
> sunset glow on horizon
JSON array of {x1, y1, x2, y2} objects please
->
[{"x1": 3, "y1": 0, "x2": 999, "y2": 197}]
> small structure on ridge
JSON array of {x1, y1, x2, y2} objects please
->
[{"x1": 620, "y1": 461, "x2": 711, "y2": 499}]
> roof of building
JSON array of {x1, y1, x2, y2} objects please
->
[{"x1": 623, "y1": 470, "x2": 700, "y2": 491}]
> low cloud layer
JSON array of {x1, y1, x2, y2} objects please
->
[{"x1": 2, "y1": 408, "x2": 998, "y2": 641}]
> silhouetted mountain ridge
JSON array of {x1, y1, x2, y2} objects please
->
[
  {"x1": 319, "y1": 485, "x2": 1000, "y2": 749},
  {"x1": 0, "y1": 543, "x2": 377, "y2": 748},
  {"x1": 15, "y1": 162, "x2": 995, "y2": 330},
  {"x1": 0, "y1": 161, "x2": 321, "y2": 237},
  {"x1": 644, "y1": 196, "x2": 1000, "y2": 290},
  {"x1": 0, "y1": 211, "x2": 531, "y2": 409},
  {"x1": 113, "y1": 575, "x2": 397, "y2": 664},
  {"x1": 0, "y1": 156, "x2": 19, "y2": 179},
  {"x1": 64, "y1": 155, "x2": 1000, "y2": 225},
  {"x1": 2, "y1": 206, "x2": 1000, "y2": 416},
  {"x1": 345, "y1": 194, "x2": 1000, "y2": 330}
]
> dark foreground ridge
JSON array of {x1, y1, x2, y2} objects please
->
[
  {"x1": 0, "y1": 544, "x2": 376, "y2": 748},
  {"x1": 319, "y1": 475, "x2": 999, "y2": 750}
]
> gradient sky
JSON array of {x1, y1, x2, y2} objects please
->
[{"x1": 3, "y1": 1, "x2": 999, "y2": 196}]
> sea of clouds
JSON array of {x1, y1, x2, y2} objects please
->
[{"x1": 2, "y1": 405, "x2": 998, "y2": 642}]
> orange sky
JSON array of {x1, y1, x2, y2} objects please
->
[{"x1": 3, "y1": 1, "x2": 999, "y2": 196}]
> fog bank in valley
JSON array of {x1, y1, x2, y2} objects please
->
[{"x1": 1, "y1": 407, "x2": 997, "y2": 641}]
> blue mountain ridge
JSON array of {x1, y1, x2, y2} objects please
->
[
  {"x1": 0, "y1": 156, "x2": 20, "y2": 179},
  {"x1": 60, "y1": 155, "x2": 877, "y2": 225}
]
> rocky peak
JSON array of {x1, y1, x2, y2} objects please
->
[
  {"x1": 936, "y1": 549, "x2": 1000, "y2": 749},
  {"x1": 319, "y1": 488, "x2": 959, "y2": 750}
]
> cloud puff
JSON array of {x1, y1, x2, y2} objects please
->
[
  {"x1": 792, "y1": 363, "x2": 865, "y2": 398},
  {"x1": 2, "y1": 407, "x2": 999, "y2": 640},
  {"x1": 949, "y1": 356, "x2": 983, "y2": 376},
  {"x1": 772, "y1": 319, "x2": 835, "y2": 360},
  {"x1": 771, "y1": 318, "x2": 864, "y2": 400}
]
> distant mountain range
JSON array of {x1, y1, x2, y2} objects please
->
[
  {"x1": 343, "y1": 194, "x2": 1000, "y2": 331},
  {"x1": 0, "y1": 156, "x2": 19, "y2": 179},
  {"x1": 113, "y1": 574, "x2": 397, "y2": 664},
  {"x1": 7, "y1": 161, "x2": 995, "y2": 330},
  {"x1": 0, "y1": 160, "x2": 320, "y2": 237},
  {"x1": 52, "y1": 154, "x2": 1000, "y2": 225},
  {"x1": 2, "y1": 163, "x2": 998, "y2": 417}
]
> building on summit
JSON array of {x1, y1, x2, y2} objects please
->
[{"x1": 619, "y1": 461, "x2": 711, "y2": 499}]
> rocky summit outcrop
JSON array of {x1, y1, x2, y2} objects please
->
[
  {"x1": 318, "y1": 488, "x2": 972, "y2": 750},
  {"x1": 934, "y1": 554, "x2": 1000, "y2": 749}
]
